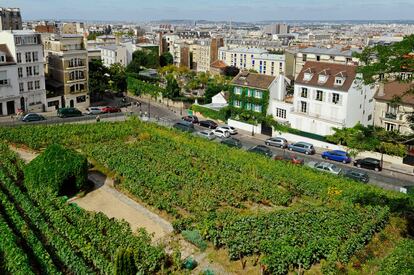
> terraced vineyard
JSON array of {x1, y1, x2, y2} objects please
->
[
  {"x1": 1, "y1": 119, "x2": 413, "y2": 274},
  {"x1": 0, "y1": 143, "x2": 166, "y2": 274}
]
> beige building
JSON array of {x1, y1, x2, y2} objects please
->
[
  {"x1": 191, "y1": 40, "x2": 211, "y2": 72},
  {"x1": 0, "y1": 8, "x2": 22, "y2": 31},
  {"x1": 374, "y1": 81, "x2": 414, "y2": 134},
  {"x1": 44, "y1": 34, "x2": 89, "y2": 109}
]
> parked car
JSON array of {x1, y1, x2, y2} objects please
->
[
  {"x1": 354, "y1": 158, "x2": 382, "y2": 172},
  {"x1": 287, "y1": 142, "x2": 315, "y2": 155},
  {"x1": 196, "y1": 130, "x2": 216, "y2": 140},
  {"x1": 217, "y1": 125, "x2": 238, "y2": 135},
  {"x1": 265, "y1": 137, "x2": 288, "y2": 148},
  {"x1": 213, "y1": 129, "x2": 230, "y2": 138},
  {"x1": 86, "y1": 107, "x2": 103, "y2": 115},
  {"x1": 199, "y1": 120, "x2": 218, "y2": 129},
  {"x1": 173, "y1": 121, "x2": 195, "y2": 133},
  {"x1": 342, "y1": 169, "x2": 369, "y2": 183},
  {"x1": 307, "y1": 161, "x2": 342, "y2": 175},
  {"x1": 57, "y1": 108, "x2": 82, "y2": 118},
  {"x1": 101, "y1": 106, "x2": 121, "y2": 113},
  {"x1": 322, "y1": 150, "x2": 352, "y2": 164},
  {"x1": 247, "y1": 145, "x2": 273, "y2": 158},
  {"x1": 182, "y1": 115, "x2": 199, "y2": 124},
  {"x1": 274, "y1": 154, "x2": 304, "y2": 165},
  {"x1": 21, "y1": 113, "x2": 45, "y2": 122},
  {"x1": 220, "y1": 137, "x2": 243, "y2": 148}
]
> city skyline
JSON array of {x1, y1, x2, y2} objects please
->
[{"x1": 2, "y1": 0, "x2": 414, "y2": 22}]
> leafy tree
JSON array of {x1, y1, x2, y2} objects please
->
[
  {"x1": 88, "y1": 59, "x2": 110, "y2": 99},
  {"x1": 164, "y1": 74, "x2": 180, "y2": 99},
  {"x1": 87, "y1": 31, "x2": 104, "y2": 41},
  {"x1": 223, "y1": 66, "x2": 240, "y2": 77},
  {"x1": 204, "y1": 81, "x2": 229, "y2": 104},
  {"x1": 159, "y1": 52, "x2": 174, "y2": 67},
  {"x1": 109, "y1": 63, "x2": 127, "y2": 93}
]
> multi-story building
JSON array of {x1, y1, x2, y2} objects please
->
[
  {"x1": 0, "y1": 30, "x2": 47, "y2": 114},
  {"x1": 290, "y1": 61, "x2": 375, "y2": 136},
  {"x1": 44, "y1": 34, "x2": 89, "y2": 109},
  {"x1": 0, "y1": 43, "x2": 19, "y2": 115},
  {"x1": 263, "y1": 24, "x2": 290, "y2": 35},
  {"x1": 100, "y1": 45, "x2": 128, "y2": 67},
  {"x1": 374, "y1": 81, "x2": 414, "y2": 134},
  {"x1": 191, "y1": 40, "x2": 211, "y2": 72},
  {"x1": 285, "y1": 46, "x2": 361, "y2": 78},
  {"x1": 229, "y1": 71, "x2": 276, "y2": 115},
  {"x1": 219, "y1": 47, "x2": 285, "y2": 77},
  {"x1": 0, "y1": 8, "x2": 22, "y2": 31}
]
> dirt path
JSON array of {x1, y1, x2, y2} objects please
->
[
  {"x1": 9, "y1": 145, "x2": 39, "y2": 163},
  {"x1": 71, "y1": 171, "x2": 173, "y2": 240}
]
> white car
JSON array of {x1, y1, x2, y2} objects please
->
[
  {"x1": 307, "y1": 161, "x2": 342, "y2": 175},
  {"x1": 213, "y1": 129, "x2": 230, "y2": 138},
  {"x1": 86, "y1": 107, "x2": 103, "y2": 115},
  {"x1": 217, "y1": 125, "x2": 238, "y2": 135},
  {"x1": 196, "y1": 130, "x2": 216, "y2": 140}
]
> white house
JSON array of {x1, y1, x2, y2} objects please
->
[
  {"x1": 0, "y1": 30, "x2": 46, "y2": 114},
  {"x1": 267, "y1": 74, "x2": 294, "y2": 124},
  {"x1": 290, "y1": 61, "x2": 375, "y2": 136}
]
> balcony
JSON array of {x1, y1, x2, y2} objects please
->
[
  {"x1": 384, "y1": 112, "x2": 397, "y2": 120},
  {"x1": 0, "y1": 79, "x2": 10, "y2": 87}
]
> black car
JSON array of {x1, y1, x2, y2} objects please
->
[
  {"x1": 181, "y1": 115, "x2": 199, "y2": 124},
  {"x1": 342, "y1": 169, "x2": 369, "y2": 183},
  {"x1": 247, "y1": 145, "x2": 273, "y2": 158},
  {"x1": 354, "y1": 158, "x2": 382, "y2": 172},
  {"x1": 221, "y1": 137, "x2": 242, "y2": 149},
  {"x1": 173, "y1": 121, "x2": 195, "y2": 133},
  {"x1": 199, "y1": 120, "x2": 218, "y2": 129},
  {"x1": 21, "y1": 113, "x2": 45, "y2": 122}
]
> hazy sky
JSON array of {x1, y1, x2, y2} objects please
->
[{"x1": 2, "y1": 0, "x2": 414, "y2": 21}]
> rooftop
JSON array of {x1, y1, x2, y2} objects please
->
[
  {"x1": 219, "y1": 47, "x2": 268, "y2": 54},
  {"x1": 375, "y1": 81, "x2": 414, "y2": 105},
  {"x1": 0, "y1": 44, "x2": 16, "y2": 66},
  {"x1": 231, "y1": 71, "x2": 276, "y2": 90},
  {"x1": 295, "y1": 61, "x2": 357, "y2": 92},
  {"x1": 298, "y1": 46, "x2": 362, "y2": 57}
]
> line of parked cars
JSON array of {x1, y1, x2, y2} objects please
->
[{"x1": 86, "y1": 106, "x2": 121, "y2": 115}]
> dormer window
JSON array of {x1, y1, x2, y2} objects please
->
[
  {"x1": 303, "y1": 72, "x2": 313, "y2": 81},
  {"x1": 0, "y1": 53, "x2": 5, "y2": 63},
  {"x1": 335, "y1": 77, "x2": 344, "y2": 86},
  {"x1": 318, "y1": 74, "x2": 328, "y2": 84}
]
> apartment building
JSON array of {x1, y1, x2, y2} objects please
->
[
  {"x1": 44, "y1": 34, "x2": 89, "y2": 109},
  {"x1": 263, "y1": 24, "x2": 290, "y2": 35},
  {"x1": 191, "y1": 40, "x2": 210, "y2": 72},
  {"x1": 0, "y1": 8, "x2": 22, "y2": 31},
  {"x1": 101, "y1": 45, "x2": 128, "y2": 67},
  {"x1": 0, "y1": 30, "x2": 47, "y2": 114},
  {"x1": 374, "y1": 81, "x2": 414, "y2": 134},
  {"x1": 285, "y1": 46, "x2": 361, "y2": 78},
  {"x1": 219, "y1": 47, "x2": 285, "y2": 77},
  {"x1": 290, "y1": 61, "x2": 375, "y2": 136}
]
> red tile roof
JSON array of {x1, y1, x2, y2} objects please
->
[
  {"x1": 210, "y1": 59, "x2": 227, "y2": 69},
  {"x1": 295, "y1": 61, "x2": 357, "y2": 92},
  {"x1": 231, "y1": 72, "x2": 276, "y2": 90},
  {"x1": 375, "y1": 81, "x2": 414, "y2": 105}
]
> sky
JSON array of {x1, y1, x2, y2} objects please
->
[{"x1": 2, "y1": 0, "x2": 414, "y2": 22}]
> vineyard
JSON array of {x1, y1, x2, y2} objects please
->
[
  {"x1": 0, "y1": 143, "x2": 167, "y2": 274},
  {"x1": 0, "y1": 118, "x2": 413, "y2": 274}
]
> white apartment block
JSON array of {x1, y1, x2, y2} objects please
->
[
  {"x1": 101, "y1": 45, "x2": 128, "y2": 67},
  {"x1": 0, "y1": 30, "x2": 47, "y2": 115},
  {"x1": 290, "y1": 61, "x2": 375, "y2": 136},
  {"x1": 219, "y1": 47, "x2": 285, "y2": 77}
]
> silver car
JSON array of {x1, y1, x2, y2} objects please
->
[
  {"x1": 86, "y1": 107, "x2": 103, "y2": 115},
  {"x1": 196, "y1": 130, "x2": 216, "y2": 140},
  {"x1": 265, "y1": 137, "x2": 288, "y2": 148},
  {"x1": 217, "y1": 125, "x2": 238, "y2": 135},
  {"x1": 307, "y1": 161, "x2": 342, "y2": 175}
]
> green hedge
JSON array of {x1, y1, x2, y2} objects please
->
[
  {"x1": 24, "y1": 144, "x2": 88, "y2": 196},
  {"x1": 127, "y1": 76, "x2": 164, "y2": 97},
  {"x1": 379, "y1": 238, "x2": 414, "y2": 275},
  {"x1": 191, "y1": 105, "x2": 230, "y2": 121}
]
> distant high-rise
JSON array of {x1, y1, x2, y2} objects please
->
[
  {"x1": 263, "y1": 24, "x2": 290, "y2": 35},
  {"x1": 0, "y1": 8, "x2": 22, "y2": 31}
]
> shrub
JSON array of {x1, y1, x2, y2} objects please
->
[
  {"x1": 182, "y1": 230, "x2": 207, "y2": 251},
  {"x1": 24, "y1": 144, "x2": 88, "y2": 196}
]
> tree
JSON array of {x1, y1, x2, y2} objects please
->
[
  {"x1": 109, "y1": 63, "x2": 127, "y2": 93},
  {"x1": 88, "y1": 59, "x2": 110, "y2": 100},
  {"x1": 223, "y1": 66, "x2": 240, "y2": 77},
  {"x1": 164, "y1": 74, "x2": 180, "y2": 99},
  {"x1": 204, "y1": 81, "x2": 229, "y2": 104},
  {"x1": 159, "y1": 52, "x2": 174, "y2": 67}
]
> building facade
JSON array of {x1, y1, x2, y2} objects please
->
[
  {"x1": 290, "y1": 61, "x2": 375, "y2": 136},
  {"x1": 374, "y1": 81, "x2": 414, "y2": 135},
  {"x1": 0, "y1": 44, "x2": 19, "y2": 115},
  {"x1": 0, "y1": 8, "x2": 22, "y2": 31},
  {"x1": 219, "y1": 47, "x2": 285, "y2": 77},
  {"x1": 44, "y1": 34, "x2": 89, "y2": 109},
  {"x1": 0, "y1": 30, "x2": 47, "y2": 114},
  {"x1": 100, "y1": 45, "x2": 128, "y2": 67}
]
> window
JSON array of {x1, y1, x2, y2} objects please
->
[
  {"x1": 76, "y1": 95, "x2": 86, "y2": 103},
  {"x1": 254, "y1": 104, "x2": 262, "y2": 113},
  {"x1": 276, "y1": 108, "x2": 286, "y2": 119},
  {"x1": 303, "y1": 72, "x2": 313, "y2": 81},
  {"x1": 25, "y1": 52, "x2": 32, "y2": 63},
  {"x1": 387, "y1": 103, "x2": 398, "y2": 115},
  {"x1": 234, "y1": 87, "x2": 241, "y2": 95},
  {"x1": 332, "y1": 93, "x2": 340, "y2": 104},
  {"x1": 246, "y1": 103, "x2": 252, "y2": 110},
  {"x1": 255, "y1": 91, "x2": 262, "y2": 99},
  {"x1": 300, "y1": 101, "x2": 307, "y2": 113},
  {"x1": 316, "y1": 90, "x2": 324, "y2": 101},
  {"x1": 32, "y1": 52, "x2": 38, "y2": 62},
  {"x1": 301, "y1": 87, "x2": 308, "y2": 98},
  {"x1": 318, "y1": 74, "x2": 327, "y2": 83},
  {"x1": 385, "y1": 122, "x2": 397, "y2": 132},
  {"x1": 316, "y1": 55, "x2": 320, "y2": 61},
  {"x1": 34, "y1": 65, "x2": 39, "y2": 75},
  {"x1": 26, "y1": 66, "x2": 33, "y2": 76},
  {"x1": 335, "y1": 77, "x2": 344, "y2": 85},
  {"x1": 368, "y1": 114, "x2": 372, "y2": 121},
  {"x1": 19, "y1": 82, "x2": 24, "y2": 92},
  {"x1": 0, "y1": 54, "x2": 5, "y2": 62},
  {"x1": 302, "y1": 54, "x2": 307, "y2": 62},
  {"x1": 16, "y1": 53, "x2": 21, "y2": 63},
  {"x1": 27, "y1": 81, "x2": 33, "y2": 91},
  {"x1": 234, "y1": 100, "x2": 241, "y2": 108},
  {"x1": 35, "y1": 80, "x2": 40, "y2": 89}
]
